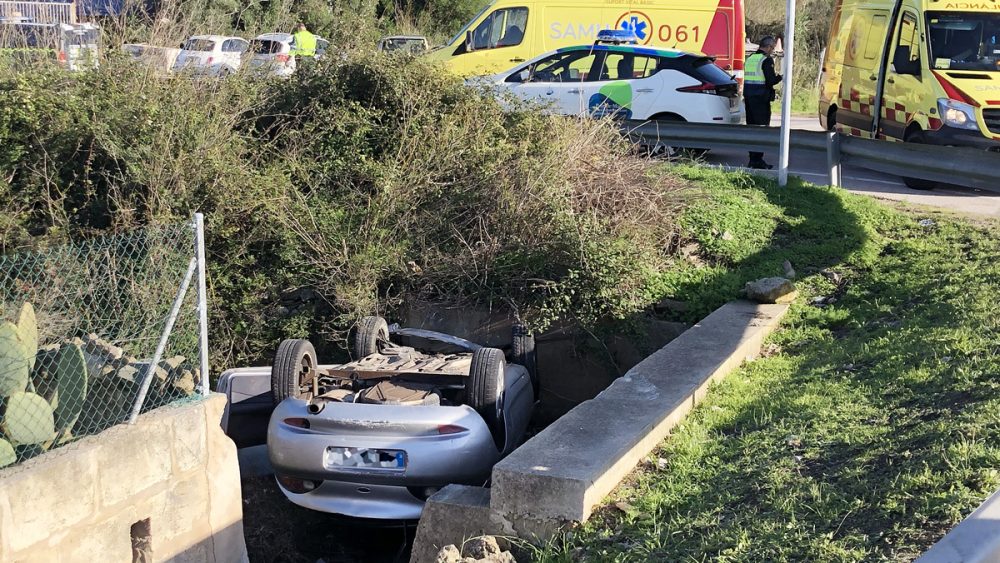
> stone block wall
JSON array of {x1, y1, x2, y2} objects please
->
[{"x1": 0, "y1": 393, "x2": 247, "y2": 562}]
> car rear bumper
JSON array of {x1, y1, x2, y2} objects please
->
[
  {"x1": 267, "y1": 398, "x2": 500, "y2": 488},
  {"x1": 276, "y1": 478, "x2": 427, "y2": 520}
]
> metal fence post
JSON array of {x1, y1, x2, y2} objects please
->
[
  {"x1": 826, "y1": 131, "x2": 842, "y2": 187},
  {"x1": 195, "y1": 213, "x2": 210, "y2": 395},
  {"x1": 128, "y1": 257, "x2": 197, "y2": 424}
]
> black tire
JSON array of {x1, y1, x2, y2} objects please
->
[
  {"x1": 646, "y1": 114, "x2": 686, "y2": 158},
  {"x1": 467, "y1": 347, "x2": 506, "y2": 449},
  {"x1": 352, "y1": 316, "x2": 389, "y2": 360},
  {"x1": 903, "y1": 131, "x2": 936, "y2": 190},
  {"x1": 272, "y1": 339, "x2": 317, "y2": 405},
  {"x1": 511, "y1": 324, "x2": 539, "y2": 401},
  {"x1": 827, "y1": 106, "x2": 837, "y2": 132}
]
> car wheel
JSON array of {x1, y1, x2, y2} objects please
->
[
  {"x1": 468, "y1": 347, "x2": 506, "y2": 449},
  {"x1": 511, "y1": 324, "x2": 538, "y2": 401},
  {"x1": 903, "y1": 131, "x2": 936, "y2": 190},
  {"x1": 272, "y1": 339, "x2": 317, "y2": 405},
  {"x1": 352, "y1": 316, "x2": 389, "y2": 359}
]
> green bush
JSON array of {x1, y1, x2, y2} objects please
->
[{"x1": 0, "y1": 54, "x2": 686, "y2": 367}]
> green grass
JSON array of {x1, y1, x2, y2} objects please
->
[{"x1": 534, "y1": 167, "x2": 1000, "y2": 562}]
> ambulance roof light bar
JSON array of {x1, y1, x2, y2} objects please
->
[{"x1": 596, "y1": 30, "x2": 639, "y2": 45}]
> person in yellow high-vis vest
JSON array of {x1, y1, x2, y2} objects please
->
[
  {"x1": 744, "y1": 36, "x2": 782, "y2": 169},
  {"x1": 289, "y1": 23, "x2": 317, "y2": 64}
]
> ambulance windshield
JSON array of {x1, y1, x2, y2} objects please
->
[{"x1": 927, "y1": 12, "x2": 1000, "y2": 71}]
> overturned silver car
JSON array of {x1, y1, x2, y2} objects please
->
[{"x1": 264, "y1": 316, "x2": 537, "y2": 519}]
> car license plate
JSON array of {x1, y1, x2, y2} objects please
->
[{"x1": 324, "y1": 446, "x2": 407, "y2": 471}]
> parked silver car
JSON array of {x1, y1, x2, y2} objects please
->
[{"x1": 264, "y1": 317, "x2": 537, "y2": 519}]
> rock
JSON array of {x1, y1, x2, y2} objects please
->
[
  {"x1": 782, "y1": 260, "x2": 796, "y2": 279},
  {"x1": 83, "y1": 333, "x2": 124, "y2": 361},
  {"x1": 116, "y1": 365, "x2": 140, "y2": 383},
  {"x1": 159, "y1": 355, "x2": 186, "y2": 376},
  {"x1": 744, "y1": 277, "x2": 797, "y2": 304},
  {"x1": 465, "y1": 536, "x2": 501, "y2": 559},
  {"x1": 821, "y1": 269, "x2": 844, "y2": 285},
  {"x1": 481, "y1": 553, "x2": 517, "y2": 563},
  {"x1": 172, "y1": 370, "x2": 196, "y2": 396},
  {"x1": 434, "y1": 545, "x2": 461, "y2": 563},
  {"x1": 721, "y1": 231, "x2": 734, "y2": 241},
  {"x1": 83, "y1": 351, "x2": 116, "y2": 379}
]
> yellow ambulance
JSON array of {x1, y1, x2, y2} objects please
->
[
  {"x1": 425, "y1": 0, "x2": 745, "y2": 78},
  {"x1": 819, "y1": 0, "x2": 1000, "y2": 154}
]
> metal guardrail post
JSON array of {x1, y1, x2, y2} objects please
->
[
  {"x1": 195, "y1": 213, "x2": 210, "y2": 396},
  {"x1": 826, "y1": 132, "x2": 842, "y2": 187}
]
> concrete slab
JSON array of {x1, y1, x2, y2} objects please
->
[
  {"x1": 491, "y1": 301, "x2": 788, "y2": 525},
  {"x1": 916, "y1": 487, "x2": 1000, "y2": 563},
  {"x1": 409, "y1": 485, "x2": 495, "y2": 563}
]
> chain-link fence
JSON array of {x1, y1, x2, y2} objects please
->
[{"x1": 0, "y1": 215, "x2": 208, "y2": 468}]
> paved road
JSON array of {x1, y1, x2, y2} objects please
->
[{"x1": 700, "y1": 116, "x2": 1000, "y2": 218}]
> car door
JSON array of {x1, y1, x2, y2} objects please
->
[
  {"x1": 587, "y1": 51, "x2": 663, "y2": 119},
  {"x1": 881, "y1": 9, "x2": 923, "y2": 140},
  {"x1": 451, "y1": 6, "x2": 532, "y2": 76},
  {"x1": 503, "y1": 49, "x2": 600, "y2": 115}
]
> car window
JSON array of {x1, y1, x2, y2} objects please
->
[
  {"x1": 690, "y1": 57, "x2": 734, "y2": 83},
  {"x1": 222, "y1": 39, "x2": 247, "y2": 53},
  {"x1": 471, "y1": 7, "x2": 528, "y2": 50},
  {"x1": 519, "y1": 50, "x2": 597, "y2": 82},
  {"x1": 183, "y1": 39, "x2": 215, "y2": 52},
  {"x1": 250, "y1": 40, "x2": 283, "y2": 54},
  {"x1": 600, "y1": 53, "x2": 659, "y2": 80},
  {"x1": 865, "y1": 15, "x2": 888, "y2": 60},
  {"x1": 893, "y1": 12, "x2": 921, "y2": 75}
]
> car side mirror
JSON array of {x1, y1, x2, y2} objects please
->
[{"x1": 465, "y1": 30, "x2": 474, "y2": 52}]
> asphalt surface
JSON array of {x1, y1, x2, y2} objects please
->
[{"x1": 702, "y1": 116, "x2": 1000, "y2": 218}]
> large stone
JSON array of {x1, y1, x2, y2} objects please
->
[
  {"x1": 435, "y1": 545, "x2": 462, "y2": 563},
  {"x1": 744, "y1": 277, "x2": 798, "y2": 304},
  {"x1": 410, "y1": 486, "x2": 499, "y2": 563},
  {"x1": 465, "y1": 536, "x2": 501, "y2": 559}
]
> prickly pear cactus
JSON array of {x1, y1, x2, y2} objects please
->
[
  {"x1": 0, "y1": 321, "x2": 31, "y2": 396},
  {"x1": 0, "y1": 438, "x2": 14, "y2": 468},
  {"x1": 1, "y1": 392, "x2": 55, "y2": 445},
  {"x1": 52, "y1": 343, "x2": 88, "y2": 433},
  {"x1": 16, "y1": 303, "x2": 38, "y2": 370}
]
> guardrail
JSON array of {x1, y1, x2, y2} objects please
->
[{"x1": 621, "y1": 120, "x2": 1000, "y2": 191}]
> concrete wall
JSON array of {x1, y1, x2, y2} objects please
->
[{"x1": 0, "y1": 393, "x2": 248, "y2": 562}]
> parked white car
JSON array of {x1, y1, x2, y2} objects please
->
[
  {"x1": 478, "y1": 31, "x2": 741, "y2": 126},
  {"x1": 172, "y1": 34, "x2": 249, "y2": 76},
  {"x1": 243, "y1": 32, "x2": 331, "y2": 77}
]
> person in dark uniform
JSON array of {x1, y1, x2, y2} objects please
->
[{"x1": 743, "y1": 36, "x2": 783, "y2": 169}]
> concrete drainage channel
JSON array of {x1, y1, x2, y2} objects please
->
[
  {"x1": 409, "y1": 300, "x2": 788, "y2": 562},
  {"x1": 229, "y1": 300, "x2": 787, "y2": 562}
]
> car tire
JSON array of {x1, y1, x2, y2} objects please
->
[
  {"x1": 272, "y1": 339, "x2": 317, "y2": 405},
  {"x1": 903, "y1": 131, "x2": 936, "y2": 190},
  {"x1": 511, "y1": 324, "x2": 538, "y2": 401},
  {"x1": 468, "y1": 347, "x2": 506, "y2": 449},
  {"x1": 352, "y1": 316, "x2": 389, "y2": 360}
]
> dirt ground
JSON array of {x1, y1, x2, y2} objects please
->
[{"x1": 241, "y1": 476, "x2": 414, "y2": 563}]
